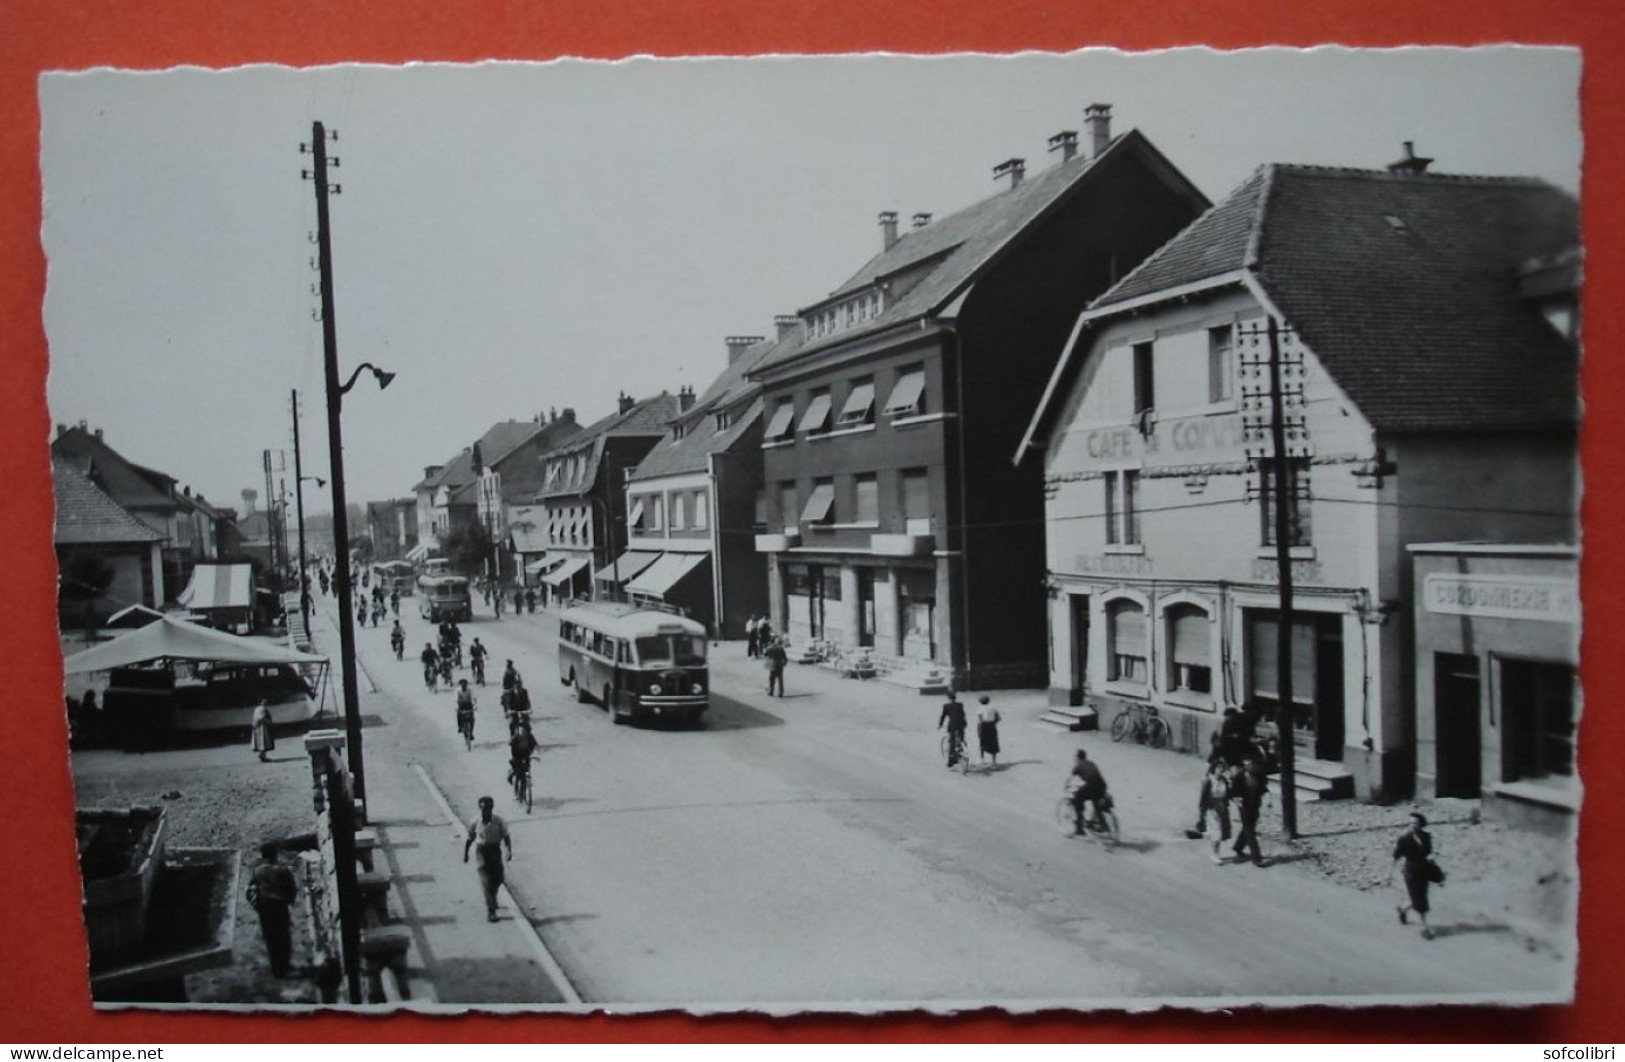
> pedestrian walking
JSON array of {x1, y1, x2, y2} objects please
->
[
  {"x1": 746, "y1": 614, "x2": 760, "y2": 657},
  {"x1": 975, "y1": 695, "x2": 1002, "y2": 768},
  {"x1": 250, "y1": 701, "x2": 275, "y2": 762},
  {"x1": 514, "y1": 588, "x2": 524, "y2": 615},
  {"x1": 246, "y1": 842, "x2": 298, "y2": 976},
  {"x1": 525, "y1": 588, "x2": 537, "y2": 614},
  {"x1": 764, "y1": 637, "x2": 788, "y2": 696},
  {"x1": 1391, "y1": 811, "x2": 1440, "y2": 939},
  {"x1": 463, "y1": 796, "x2": 512, "y2": 922}
]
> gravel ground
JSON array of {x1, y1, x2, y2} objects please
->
[
  {"x1": 1248, "y1": 792, "x2": 1577, "y2": 956},
  {"x1": 73, "y1": 749, "x2": 326, "y2": 1005}
]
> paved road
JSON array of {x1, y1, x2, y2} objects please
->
[{"x1": 350, "y1": 596, "x2": 1570, "y2": 1010}]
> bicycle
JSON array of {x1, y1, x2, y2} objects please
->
[
  {"x1": 939, "y1": 729, "x2": 970, "y2": 774},
  {"x1": 471, "y1": 655, "x2": 486, "y2": 687},
  {"x1": 457, "y1": 708, "x2": 475, "y2": 751},
  {"x1": 423, "y1": 662, "x2": 438, "y2": 693},
  {"x1": 512, "y1": 754, "x2": 535, "y2": 813},
  {"x1": 1055, "y1": 789, "x2": 1121, "y2": 848},
  {"x1": 1110, "y1": 702, "x2": 1171, "y2": 749}
]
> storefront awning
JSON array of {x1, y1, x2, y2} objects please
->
[
  {"x1": 544, "y1": 555, "x2": 592, "y2": 589},
  {"x1": 594, "y1": 551, "x2": 662, "y2": 584},
  {"x1": 405, "y1": 542, "x2": 434, "y2": 563},
  {"x1": 624, "y1": 551, "x2": 709, "y2": 598},
  {"x1": 524, "y1": 553, "x2": 560, "y2": 575}
]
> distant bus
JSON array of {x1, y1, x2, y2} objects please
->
[
  {"x1": 417, "y1": 575, "x2": 472, "y2": 623},
  {"x1": 375, "y1": 560, "x2": 416, "y2": 596},
  {"x1": 557, "y1": 601, "x2": 708, "y2": 727}
]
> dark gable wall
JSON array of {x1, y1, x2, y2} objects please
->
[
  {"x1": 716, "y1": 417, "x2": 769, "y2": 640},
  {"x1": 953, "y1": 150, "x2": 1209, "y2": 687}
]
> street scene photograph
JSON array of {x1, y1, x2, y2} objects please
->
[{"x1": 41, "y1": 47, "x2": 1583, "y2": 1011}]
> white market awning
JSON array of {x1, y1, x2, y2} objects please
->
[
  {"x1": 544, "y1": 556, "x2": 592, "y2": 589},
  {"x1": 594, "y1": 551, "x2": 662, "y2": 584}
]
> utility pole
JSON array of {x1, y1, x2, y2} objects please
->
[
  {"x1": 1241, "y1": 316, "x2": 1308, "y2": 841},
  {"x1": 303, "y1": 119, "x2": 363, "y2": 1005},
  {"x1": 292, "y1": 390, "x2": 310, "y2": 633},
  {"x1": 263, "y1": 450, "x2": 281, "y2": 592},
  {"x1": 1265, "y1": 317, "x2": 1300, "y2": 840}
]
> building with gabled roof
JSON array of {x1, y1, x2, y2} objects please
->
[
  {"x1": 619, "y1": 331, "x2": 790, "y2": 634},
  {"x1": 52, "y1": 456, "x2": 168, "y2": 627},
  {"x1": 749, "y1": 103, "x2": 1210, "y2": 689},
  {"x1": 1018, "y1": 155, "x2": 1579, "y2": 805},
  {"x1": 533, "y1": 392, "x2": 681, "y2": 603}
]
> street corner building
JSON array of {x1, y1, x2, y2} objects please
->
[
  {"x1": 1018, "y1": 148, "x2": 1580, "y2": 806},
  {"x1": 748, "y1": 104, "x2": 1212, "y2": 691}
]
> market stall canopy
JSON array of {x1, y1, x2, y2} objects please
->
[
  {"x1": 64, "y1": 615, "x2": 328, "y2": 675},
  {"x1": 176, "y1": 563, "x2": 254, "y2": 612}
]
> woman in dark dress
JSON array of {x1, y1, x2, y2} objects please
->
[{"x1": 1390, "y1": 811, "x2": 1436, "y2": 939}]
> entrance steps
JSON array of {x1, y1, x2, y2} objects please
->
[
  {"x1": 1038, "y1": 705, "x2": 1099, "y2": 732},
  {"x1": 1285, "y1": 756, "x2": 1356, "y2": 802}
]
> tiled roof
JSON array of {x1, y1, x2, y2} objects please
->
[
  {"x1": 53, "y1": 458, "x2": 167, "y2": 545},
  {"x1": 752, "y1": 130, "x2": 1200, "y2": 375},
  {"x1": 1093, "y1": 164, "x2": 1580, "y2": 432},
  {"x1": 50, "y1": 428, "x2": 177, "y2": 512},
  {"x1": 630, "y1": 335, "x2": 792, "y2": 481}
]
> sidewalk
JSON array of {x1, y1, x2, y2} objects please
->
[
  {"x1": 362, "y1": 753, "x2": 574, "y2": 1006},
  {"x1": 308, "y1": 594, "x2": 574, "y2": 1007}
]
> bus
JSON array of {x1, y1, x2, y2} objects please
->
[
  {"x1": 375, "y1": 560, "x2": 416, "y2": 597},
  {"x1": 557, "y1": 601, "x2": 708, "y2": 726},
  {"x1": 417, "y1": 574, "x2": 472, "y2": 622}
]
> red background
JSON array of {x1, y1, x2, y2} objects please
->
[{"x1": 3, "y1": 0, "x2": 1620, "y2": 1043}]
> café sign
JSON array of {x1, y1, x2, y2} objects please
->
[{"x1": 1423, "y1": 574, "x2": 1578, "y2": 624}]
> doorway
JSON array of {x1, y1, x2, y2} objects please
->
[
  {"x1": 856, "y1": 568, "x2": 875, "y2": 648},
  {"x1": 1245, "y1": 609, "x2": 1345, "y2": 762},
  {"x1": 1068, "y1": 594, "x2": 1090, "y2": 706},
  {"x1": 1434, "y1": 652, "x2": 1482, "y2": 797}
]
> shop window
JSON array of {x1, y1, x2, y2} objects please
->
[
  {"x1": 1500, "y1": 659, "x2": 1576, "y2": 781},
  {"x1": 1167, "y1": 603, "x2": 1213, "y2": 694},
  {"x1": 1106, "y1": 599, "x2": 1148, "y2": 685}
]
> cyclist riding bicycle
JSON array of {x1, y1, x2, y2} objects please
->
[
  {"x1": 469, "y1": 638, "x2": 488, "y2": 686},
  {"x1": 937, "y1": 688, "x2": 968, "y2": 768},
  {"x1": 502, "y1": 659, "x2": 521, "y2": 693},
  {"x1": 508, "y1": 715, "x2": 538, "y2": 789},
  {"x1": 455, "y1": 679, "x2": 476, "y2": 742},
  {"x1": 390, "y1": 620, "x2": 405, "y2": 660},
  {"x1": 420, "y1": 642, "x2": 441, "y2": 692},
  {"x1": 1066, "y1": 749, "x2": 1111, "y2": 835}
]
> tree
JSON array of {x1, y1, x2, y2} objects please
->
[{"x1": 438, "y1": 521, "x2": 494, "y2": 578}]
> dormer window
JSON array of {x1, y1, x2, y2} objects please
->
[
  {"x1": 715, "y1": 409, "x2": 731, "y2": 431},
  {"x1": 672, "y1": 422, "x2": 686, "y2": 440},
  {"x1": 837, "y1": 378, "x2": 875, "y2": 427}
]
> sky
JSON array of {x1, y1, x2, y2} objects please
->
[{"x1": 40, "y1": 47, "x2": 1582, "y2": 513}]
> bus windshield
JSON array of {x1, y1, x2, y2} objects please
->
[{"x1": 635, "y1": 633, "x2": 706, "y2": 668}]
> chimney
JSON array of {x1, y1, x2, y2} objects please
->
[
  {"x1": 549, "y1": 406, "x2": 558, "y2": 422},
  {"x1": 678, "y1": 385, "x2": 697, "y2": 413},
  {"x1": 1084, "y1": 103, "x2": 1112, "y2": 159},
  {"x1": 879, "y1": 211, "x2": 899, "y2": 251},
  {"x1": 561, "y1": 408, "x2": 576, "y2": 423},
  {"x1": 55, "y1": 423, "x2": 66, "y2": 438},
  {"x1": 93, "y1": 427, "x2": 103, "y2": 441},
  {"x1": 618, "y1": 391, "x2": 635, "y2": 415},
  {"x1": 911, "y1": 212, "x2": 932, "y2": 229},
  {"x1": 774, "y1": 314, "x2": 800, "y2": 342},
  {"x1": 993, "y1": 158, "x2": 1025, "y2": 189},
  {"x1": 1048, "y1": 130, "x2": 1079, "y2": 163},
  {"x1": 1387, "y1": 140, "x2": 1434, "y2": 176},
  {"x1": 726, "y1": 335, "x2": 764, "y2": 364}
]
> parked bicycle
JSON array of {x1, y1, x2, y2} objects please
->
[{"x1": 1110, "y1": 702, "x2": 1171, "y2": 749}]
